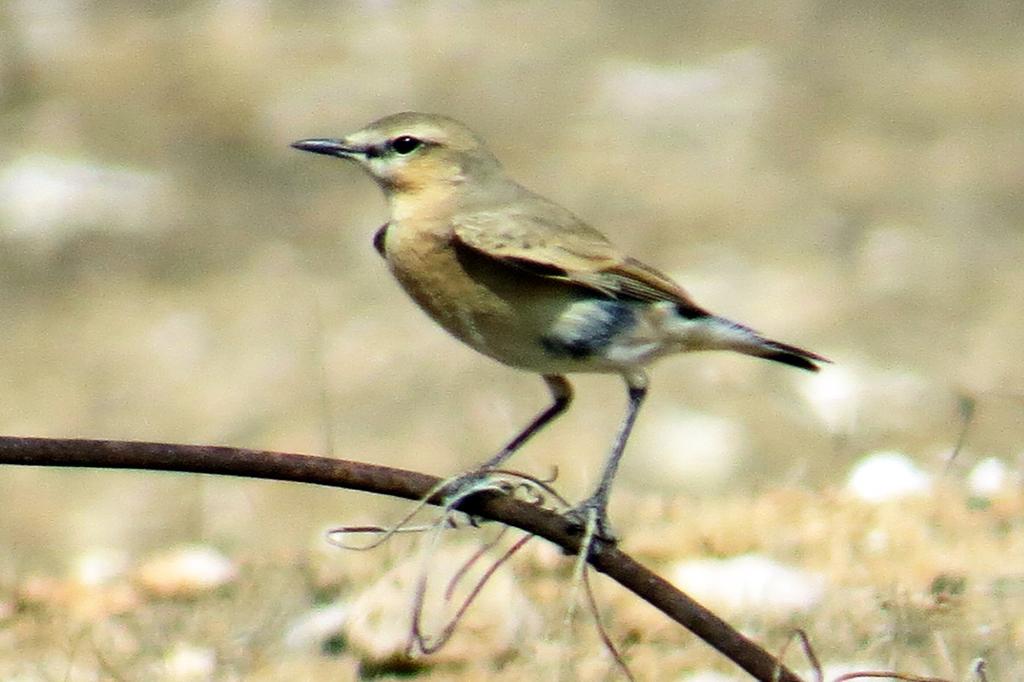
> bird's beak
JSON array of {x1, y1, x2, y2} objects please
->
[{"x1": 290, "y1": 138, "x2": 364, "y2": 159}]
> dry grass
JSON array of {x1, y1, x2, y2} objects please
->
[{"x1": 0, "y1": 0, "x2": 1022, "y2": 679}]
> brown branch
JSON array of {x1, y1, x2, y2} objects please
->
[{"x1": 0, "y1": 436, "x2": 804, "y2": 682}]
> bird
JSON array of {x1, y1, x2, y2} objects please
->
[{"x1": 292, "y1": 112, "x2": 827, "y2": 541}]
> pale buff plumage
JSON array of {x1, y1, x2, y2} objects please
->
[{"x1": 293, "y1": 112, "x2": 827, "y2": 539}]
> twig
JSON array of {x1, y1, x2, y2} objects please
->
[
  {"x1": 411, "y1": 528, "x2": 532, "y2": 655},
  {"x1": 0, "y1": 436, "x2": 805, "y2": 682},
  {"x1": 942, "y1": 392, "x2": 976, "y2": 475},
  {"x1": 775, "y1": 629, "x2": 822, "y2": 682},
  {"x1": 833, "y1": 673, "x2": 950, "y2": 682},
  {"x1": 583, "y1": 569, "x2": 635, "y2": 682},
  {"x1": 560, "y1": 504, "x2": 600, "y2": 681}
]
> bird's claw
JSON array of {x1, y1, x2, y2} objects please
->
[{"x1": 563, "y1": 499, "x2": 618, "y2": 548}]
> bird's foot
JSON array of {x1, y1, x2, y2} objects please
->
[
  {"x1": 563, "y1": 497, "x2": 618, "y2": 549},
  {"x1": 439, "y1": 468, "x2": 512, "y2": 506},
  {"x1": 435, "y1": 468, "x2": 529, "y2": 529}
]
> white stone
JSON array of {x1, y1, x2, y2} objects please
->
[
  {"x1": 284, "y1": 602, "x2": 349, "y2": 651},
  {"x1": 670, "y1": 554, "x2": 825, "y2": 615},
  {"x1": 343, "y1": 543, "x2": 539, "y2": 665},
  {"x1": 846, "y1": 451, "x2": 932, "y2": 503},
  {"x1": 136, "y1": 545, "x2": 238, "y2": 598},
  {"x1": 967, "y1": 457, "x2": 1009, "y2": 497},
  {"x1": 71, "y1": 548, "x2": 129, "y2": 587},
  {"x1": 161, "y1": 642, "x2": 217, "y2": 681},
  {"x1": 797, "y1": 365, "x2": 862, "y2": 435}
]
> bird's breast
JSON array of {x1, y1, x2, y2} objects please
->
[
  {"x1": 382, "y1": 220, "x2": 581, "y2": 370},
  {"x1": 385, "y1": 225, "x2": 481, "y2": 320}
]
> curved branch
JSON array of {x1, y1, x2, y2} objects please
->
[{"x1": 0, "y1": 436, "x2": 803, "y2": 682}]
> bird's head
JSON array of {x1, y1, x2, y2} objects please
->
[{"x1": 292, "y1": 112, "x2": 502, "y2": 194}]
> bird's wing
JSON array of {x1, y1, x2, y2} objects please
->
[{"x1": 452, "y1": 206, "x2": 708, "y2": 315}]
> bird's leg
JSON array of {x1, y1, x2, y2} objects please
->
[
  {"x1": 443, "y1": 375, "x2": 572, "y2": 504},
  {"x1": 566, "y1": 372, "x2": 648, "y2": 544},
  {"x1": 479, "y1": 374, "x2": 573, "y2": 470}
]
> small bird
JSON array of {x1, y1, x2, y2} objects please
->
[{"x1": 293, "y1": 112, "x2": 827, "y2": 540}]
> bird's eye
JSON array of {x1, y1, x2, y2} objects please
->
[{"x1": 389, "y1": 135, "x2": 423, "y2": 155}]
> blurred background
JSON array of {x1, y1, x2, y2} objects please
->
[{"x1": 0, "y1": 0, "x2": 1021, "y2": 579}]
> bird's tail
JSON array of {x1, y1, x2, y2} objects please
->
[
  {"x1": 742, "y1": 335, "x2": 828, "y2": 372},
  {"x1": 669, "y1": 312, "x2": 828, "y2": 372}
]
